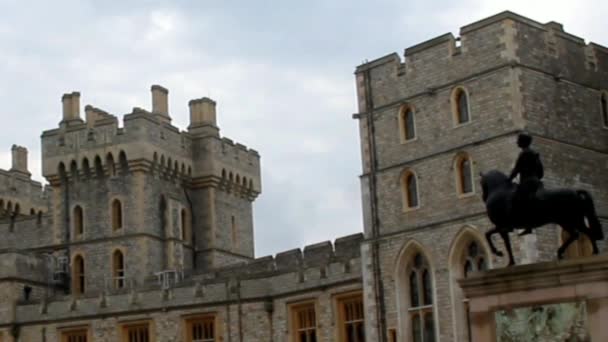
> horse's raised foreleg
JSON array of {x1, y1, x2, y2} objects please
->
[
  {"x1": 557, "y1": 227, "x2": 579, "y2": 260},
  {"x1": 485, "y1": 227, "x2": 503, "y2": 257},
  {"x1": 499, "y1": 230, "x2": 515, "y2": 266}
]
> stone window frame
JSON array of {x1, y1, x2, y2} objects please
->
[
  {"x1": 183, "y1": 313, "x2": 218, "y2": 342},
  {"x1": 119, "y1": 319, "x2": 155, "y2": 342},
  {"x1": 72, "y1": 204, "x2": 85, "y2": 239},
  {"x1": 110, "y1": 197, "x2": 124, "y2": 232},
  {"x1": 400, "y1": 169, "x2": 420, "y2": 211},
  {"x1": 447, "y1": 226, "x2": 492, "y2": 342},
  {"x1": 58, "y1": 324, "x2": 91, "y2": 342},
  {"x1": 287, "y1": 299, "x2": 319, "y2": 342},
  {"x1": 398, "y1": 103, "x2": 417, "y2": 143},
  {"x1": 71, "y1": 252, "x2": 86, "y2": 296},
  {"x1": 450, "y1": 86, "x2": 472, "y2": 127},
  {"x1": 600, "y1": 90, "x2": 608, "y2": 129},
  {"x1": 394, "y1": 240, "x2": 438, "y2": 342},
  {"x1": 453, "y1": 152, "x2": 475, "y2": 197},
  {"x1": 334, "y1": 290, "x2": 365, "y2": 342}
]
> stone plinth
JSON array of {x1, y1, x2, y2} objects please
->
[{"x1": 460, "y1": 254, "x2": 608, "y2": 341}]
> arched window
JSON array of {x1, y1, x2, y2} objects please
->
[
  {"x1": 73, "y1": 205, "x2": 84, "y2": 236},
  {"x1": 408, "y1": 253, "x2": 435, "y2": 342},
  {"x1": 106, "y1": 153, "x2": 116, "y2": 177},
  {"x1": 118, "y1": 151, "x2": 128, "y2": 175},
  {"x1": 112, "y1": 199, "x2": 123, "y2": 230},
  {"x1": 561, "y1": 229, "x2": 593, "y2": 259},
  {"x1": 181, "y1": 208, "x2": 190, "y2": 242},
  {"x1": 601, "y1": 92, "x2": 608, "y2": 127},
  {"x1": 456, "y1": 154, "x2": 473, "y2": 195},
  {"x1": 448, "y1": 228, "x2": 491, "y2": 342},
  {"x1": 399, "y1": 105, "x2": 416, "y2": 142},
  {"x1": 73, "y1": 255, "x2": 85, "y2": 295},
  {"x1": 94, "y1": 156, "x2": 104, "y2": 178},
  {"x1": 452, "y1": 87, "x2": 470, "y2": 125},
  {"x1": 113, "y1": 250, "x2": 125, "y2": 289},
  {"x1": 401, "y1": 170, "x2": 419, "y2": 209}
]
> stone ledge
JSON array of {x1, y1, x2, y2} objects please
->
[{"x1": 460, "y1": 254, "x2": 608, "y2": 298}]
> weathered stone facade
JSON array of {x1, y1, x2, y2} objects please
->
[
  {"x1": 354, "y1": 11, "x2": 607, "y2": 342},
  {"x1": 0, "y1": 10, "x2": 606, "y2": 342}
]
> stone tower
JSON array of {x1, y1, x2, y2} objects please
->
[
  {"x1": 354, "y1": 11, "x2": 607, "y2": 341},
  {"x1": 40, "y1": 85, "x2": 261, "y2": 291}
]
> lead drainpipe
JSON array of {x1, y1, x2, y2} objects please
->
[{"x1": 363, "y1": 69, "x2": 387, "y2": 341}]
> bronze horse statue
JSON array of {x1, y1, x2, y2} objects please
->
[{"x1": 480, "y1": 170, "x2": 603, "y2": 266}]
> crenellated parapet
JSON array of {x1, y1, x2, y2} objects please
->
[
  {"x1": 40, "y1": 85, "x2": 262, "y2": 196},
  {"x1": 0, "y1": 146, "x2": 48, "y2": 220},
  {"x1": 355, "y1": 11, "x2": 608, "y2": 112}
]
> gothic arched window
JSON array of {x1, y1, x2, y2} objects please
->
[
  {"x1": 456, "y1": 155, "x2": 474, "y2": 195},
  {"x1": 452, "y1": 87, "x2": 470, "y2": 125},
  {"x1": 408, "y1": 253, "x2": 435, "y2": 342},
  {"x1": 400, "y1": 105, "x2": 416, "y2": 142},
  {"x1": 402, "y1": 170, "x2": 419, "y2": 209},
  {"x1": 112, "y1": 199, "x2": 123, "y2": 231},
  {"x1": 73, "y1": 255, "x2": 85, "y2": 295},
  {"x1": 113, "y1": 250, "x2": 125, "y2": 289},
  {"x1": 73, "y1": 205, "x2": 84, "y2": 236}
]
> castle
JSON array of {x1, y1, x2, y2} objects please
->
[{"x1": 0, "y1": 11, "x2": 606, "y2": 342}]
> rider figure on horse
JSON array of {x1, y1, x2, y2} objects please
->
[{"x1": 509, "y1": 132, "x2": 544, "y2": 235}]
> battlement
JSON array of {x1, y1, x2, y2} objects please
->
[
  {"x1": 204, "y1": 233, "x2": 363, "y2": 280},
  {"x1": 40, "y1": 86, "x2": 262, "y2": 194},
  {"x1": 0, "y1": 146, "x2": 47, "y2": 220},
  {"x1": 355, "y1": 11, "x2": 607, "y2": 110}
]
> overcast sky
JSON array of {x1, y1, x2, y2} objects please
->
[{"x1": 0, "y1": 0, "x2": 605, "y2": 257}]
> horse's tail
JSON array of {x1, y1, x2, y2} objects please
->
[{"x1": 578, "y1": 190, "x2": 604, "y2": 240}]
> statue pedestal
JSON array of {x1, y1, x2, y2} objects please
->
[{"x1": 460, "y1": 254, "x2": 608, "y2": 341}]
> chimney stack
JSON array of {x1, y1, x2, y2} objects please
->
[
  {"x1": 61, "y1": 92, "x2": 81, "y2": 122},
  {"x1": 151, "y1": 85, "x2": 170, "y2": 123},
  {"x1": 10, "y1": 145, "x2": 30, "y2": 176},
  {"x1": 188, "y1": 97, "x2": 217, "y2": 128}
]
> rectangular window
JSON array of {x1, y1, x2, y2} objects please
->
[
  {"x1": 337, "y1": 292, "x2": 365, "y2": 342},
  {"x1": 122, "y1": 323, "x2": 150, "y2": 342},
  {"x1": 291, "y1": 302, "x2": 317, "y2": 342},
  {"x1": 61, "y1": 328, "x2": 88, "y2": 342},
  {"x1": 186, "y1": 315, "x2": 216, "y2": 342}
]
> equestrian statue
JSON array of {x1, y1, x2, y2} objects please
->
[{"x1": 481, "y1": 133, "x2": 604, "y2": 266}]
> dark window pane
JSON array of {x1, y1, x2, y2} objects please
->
[
  {"x1": 404, "y1": 109, "x2": 416, "y2": 140},
  {"x1": 458, "y1": 91, "x2": 469, "y2": 123},
  {"x1": 478, "y1": 257, "x2": 487, "y2": 271},
  {"x1": 422, "y1": 269, "x2": 433, "y2": 305},
  {"x1": 407, "y1": 174, "x2": 418, "y2": 207},
  {"x1": 468, "y1": 241, "x2": 478, "y2": 258},
  {"x1": 414, "y1": 253, "x2": 423, "y2": 268},
  {"x1": 461, "y1": 159, "x2": 472, "y2": 193},
  {"x1": 410, "y1": 271, "x2": 420, "y2": 306},
  {"x1": 412, "y1": 314, "x2": 422, "y2": 342},
  {"x1": 424, "y1": 313, "x2": 436, "y2": 342}
]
